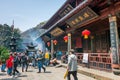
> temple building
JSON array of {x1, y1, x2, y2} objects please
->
[
  {"x1": 40, "y1": 0, "x2": 120, "y2": 74},
  {"x1": 26, "y1": 42, "x2": 37, "y2": 55}
]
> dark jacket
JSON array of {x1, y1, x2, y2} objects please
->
[
  {"x1": 37, "y1": 53, "x2": 44, "y2": 62},
  {"x1": 13, "y1": 56, "x2": 19, "y2": 65},
  {"x1": 21, "y1": 55, "x2": 27, "y2": 63}
]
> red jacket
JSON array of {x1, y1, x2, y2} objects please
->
[
  {"x1": 9, "y1": 56, "x2": 14, "y2": 61},
  {"x1": 6, "y1": 56, "x2": 13, "y2": 68}
]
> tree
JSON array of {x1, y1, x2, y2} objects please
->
[
  {"x1": 0, "y1": 46, "x2": 9, "y2": 64},
  {"x1": 0, "y1": 24, "x2": 22, "y2": 52},
  {"x1": 13, "y1": 28, "x2": 23, "y2": 52}
]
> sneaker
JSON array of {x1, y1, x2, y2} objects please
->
[
  {"x1": 1, "y1": 70, "x2": 6, "y2": 72},
  {"x1": 12, "y1": 75, "x2": 15, "y2": 78}
]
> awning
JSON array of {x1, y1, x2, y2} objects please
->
[{"x1": 40, "y1": 0, "x2": 92, "y2": 38}]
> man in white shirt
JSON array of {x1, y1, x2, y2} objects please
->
[{"x1": 67, "y1": 49, "x2": 78, "y2": 80}]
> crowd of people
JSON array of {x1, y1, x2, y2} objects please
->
[
  {"x1": 2, "y1": 52, "x2": 21, "y2": 78},
  {"x1": 0, "y1": 49, "x2": 78, "y2": 80},
  {"x1": 0, "y1": 50, "x2": 61, "y2": 78}
]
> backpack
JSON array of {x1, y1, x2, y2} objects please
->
[
  {"x1": 14, "y1": 56, "x2": 19, "y2": 64},
  {"x1": 21, "y1": 56, "x2": 27, "y2": 63}
]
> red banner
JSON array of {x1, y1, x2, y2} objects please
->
[{"x1": 76, "y1": 38, "x2": 82, "y2": 48}]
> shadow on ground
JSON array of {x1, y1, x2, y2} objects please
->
[
  {"x1": 0, "y1": 78, "x2": 21, "y2": 80},
  {"x1": 26, "y1": 70, "x2": 33, "y2": 72},
  {"x1": 55, "y1": 65, "x2": 63, "y2": 68},
  {"x1": 44, "y1": 71, "x2": 51, "y2": 73},
  {"x1": 0, "y1": 73, "x2": 6, "y2": 76},
  {"x1": 19, "y1": 74, "x2": 27, "y2": 77}
]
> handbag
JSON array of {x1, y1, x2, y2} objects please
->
[{"x1": 64, "y1": 69, "x2": 68, "y2": 79}]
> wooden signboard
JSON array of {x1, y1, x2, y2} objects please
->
[
  {"x1": 66, "y1": 6, "x2": 98, "y2": 27},
  {"x1": 50, "y1": 27, "x2": 64, "y2": 37},
  {"x1": 41, "y1": 35, "x2": 50, "y2": 42}
]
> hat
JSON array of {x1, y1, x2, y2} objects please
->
[{"x1": 70, "y1": 49, "x2": 74, "y2": 52}]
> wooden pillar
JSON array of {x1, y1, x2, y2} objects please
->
[
  {"x1": 51, "y1": 40, "x2": 54, "y2": 59},
  {"x1": 109, "y1": 15, "x2": 120, "y2": 75},
  {"x1": 68, "y1": 33, "x2": 71, "y2": 54},
  {"x1": 85, "y1": 39, "x2": 88, "y2": 52},
  {"x1": 90, "y1": 36, "x2": 94, "y2": 52}
]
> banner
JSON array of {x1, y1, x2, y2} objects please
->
[{"x1": 82, "y1": 53, "x2": 88, "y2": 63}]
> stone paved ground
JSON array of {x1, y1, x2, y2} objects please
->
[{"x1": 0, "y1": 66, "x2": 96, "y2": 80}]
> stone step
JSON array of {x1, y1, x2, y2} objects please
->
[{"x1": 58, "y1": 61, "x2": 120, "y2": 80}]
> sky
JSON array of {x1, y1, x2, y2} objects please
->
[{"x1": 0, "y1": 0, "x2": 66, "y2": 32}]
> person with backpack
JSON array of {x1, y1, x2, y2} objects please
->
[
  {"x1": 21, "y1": 53, "x2": 28, "y2": 72},
  {"x1": 17, "y1": 52, "x2": 22, "y2": 67},
  {"x1": 36, "y1": 50, "x2": 46, "y2": 73},
  {"x1": 12, "y1": 52, "x2": 20, "y2": 78}
]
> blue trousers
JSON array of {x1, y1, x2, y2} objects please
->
[
  {"x1": 1, "y1": 64, "x2": 6, "y2": 71},
  {"x1": 38, "y1": 61, "x2": 43, "y2": 72},
  {"x1": 7, "y1": 67, "x2": 12, "y2": 75},
  {"x1": 22, "y1": 62, "x2": 28, "y2": 71},
  {"x1": 45, "y1": 59, "x2": 50, "y2": 66}
]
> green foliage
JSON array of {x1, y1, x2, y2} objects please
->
[
  {"x1": 0, "y1": 24, "x2": 22, "y2": 51},
  {"x1": 0, "y1": 46, "x2": 10, "y2": 63}
]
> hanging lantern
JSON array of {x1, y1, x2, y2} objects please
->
[
  {"x1": 64, "y1": 36, "x2": 68, "y2": 42},
  {"x1": 82, "y1": 29, "x2": 91, "y2": 39},
  {"x1": 53, "y1": 40, "x2": 57, "y2": 45},
  {"x1": 47, "y1": 42, "x2": 50, "y2": 47}
]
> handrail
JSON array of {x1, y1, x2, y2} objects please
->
[{"x1": 76, "y1": 53, "x2": 112, "y2": 72}]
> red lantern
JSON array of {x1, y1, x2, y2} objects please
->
[
  {"x1": 47, "y1": 42, "x2": 50, "y2": 47},
  {"x1": 53, "y1": 40, "x2": 57, "y2": 45},
  {"x1": 82, "y1": 29, "x2": 91, "y2": 39},
  {"x1": 64, "y1": 36, "x2": 68, "y2": 42}
]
